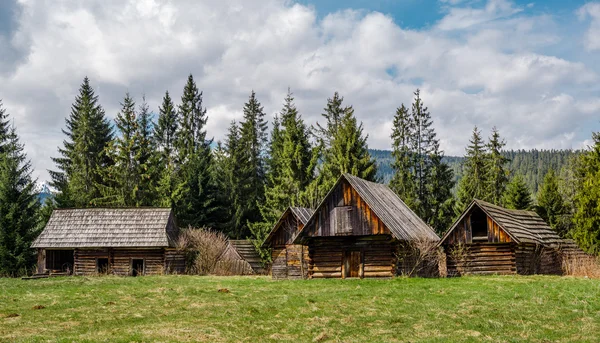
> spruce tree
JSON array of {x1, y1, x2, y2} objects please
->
[
  {"x1": 390, "y1": 104, "x2": 417, "y2": 208},
  {"x1": 251, "y1": 90, "x2": 317, "y2": 254},
  {"x1": 486, "y1": 127, "x2": 510, "y2": 205},
  {"x1": 50, "y1": 77, "x2": 113, "y2": 207},
  {"x1": 456, "y1": 126, "x2": 488, "y2": 213},
  {"x1": 536, "y1": 168, "x2": 566, "y2": 235},
  {"x1": 573, "y1": 132, "x2": 600, "y2": 254},
  {"x1": 94, "y1": 93, "x2": 139, "y2": 206},
  {"x1": 173, "y1": 75, "x2": 217, "y2": 228},
  {"x1": 0, "y1": 125, "x2": 40, "y2": 276},
  {"x1": 154, "y1": 91, "x2": 179, "y2": 208},
  {"x1": 503, "y1": 174, "x2": 532, "y2": 210},
  {"x1": 134, "y1": 96, "x2": 156, "y2": 206},
  {"x1": 238, "y1": 91, "x2": 268, "y2": 238},
  {"x1": 313, "y1": 92, "x2": 377, "y2": 197}
]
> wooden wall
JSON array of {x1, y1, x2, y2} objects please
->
[
  {"x1": 307, "y1": 236, "x2": 396, "y2": 279},
  {"x1": 164, "y1": 249, "x2": 186, "y2": 274},
  {"x1": 445, "y1": 243, "x2": 517, "y2": 276},
  {"x1": 270, "y1": 245, "x2": 308, "y2": 279},
  {"x1": 515, "y1": 244, "x2": 562, "y2": 275},
  {"x1": 444, "y1": 208, "x2": 512, "y2": 245},
  {"x1": 271, "y1": 212, "x2": 304, "y2": 247},
  {"x1": 304, "y1": 180, "x2": 390, "y2": 238},
  {"x1": 73, "y1": 248, "x2": 169, "y2": 276}
]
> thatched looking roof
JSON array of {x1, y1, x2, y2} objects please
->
[
  {"x1": 440, "y1": 199, "x2": 563, "y2": 246},
  {"x1": 295, "y1": 174, "x2": 439, "y2": 242},
  {"x1": 31, "y1": 208, "x2": 178, "y2": 248}
]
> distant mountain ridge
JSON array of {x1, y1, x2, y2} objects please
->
[{"x1": 370, "y1": 149, "x2": 578, "y2": 195}]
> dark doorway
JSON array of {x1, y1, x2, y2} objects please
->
[
  {"x1": 132, "y1": 259, "x2": 144, "y2": 277},
  {"x1": 97, "y1": 258, "x2": 109, "y2": 274},
  {"x1": 45, "y1": 250, "x2": 74, "y2": 274},
  {"x1": 344, "y1": 250, "x2": 362, "y2": 278}
]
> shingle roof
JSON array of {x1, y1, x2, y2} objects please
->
[
  {"x1": 440, "y1": 199, "x2": 563, "y2": 246},
  {"x1": 31, "y1": 208, "x2": 177, "y2": 248},
  {"x1": 289, "y1": 207, "x2": 313, "y2": 225},
  {"x1": 342, "y1": 174, "x2": 439, "y2": 241},
  {"x1": 261, "y1": 206, "x2": 314, "y2": 247}
]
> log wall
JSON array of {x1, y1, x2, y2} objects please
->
[
  {"x1": 164, "y1": 249, "x2": 186, "y2": 274},
  {"x1": 515, "y1": 244, "x2": 562, "y2": 275},
  {"x1": 445, "y1": 243, "x2": 517, "y2": 276},
  {"x1": 307, "y1": 236, "x2": 396, "y2": 279},
  {"x1": 270, "y1": 245, "x2": 308, "y2": 279},
  {"x1": 74, "y1": 248, "x2": 168, "y2": 276}
]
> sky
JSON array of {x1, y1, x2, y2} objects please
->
[{"x1": 0, "y1": 0, "x2": 600, "y2": 184}]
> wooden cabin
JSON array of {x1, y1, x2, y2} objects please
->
[
  {"x1": 439, "y1": 199, "x2": 571, "y2": 276},
  {"x1": 31, "y1": 208, "x2": 185, "y2": 276},
  {"x1": 262, "y1": 207, "x2": 314, "y2": 279},
  {"x1": 214, "y1": 240, "x2": 265, "y2": 275},
  {"x1": 293, "y1": 174, "x2": 439, "y2": 279}
]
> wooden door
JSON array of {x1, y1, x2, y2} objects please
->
[{"x1": 344, "y1": 250, "x2": 362, "y2": 278}]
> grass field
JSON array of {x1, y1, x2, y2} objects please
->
[{"x1": 1, "y1": 275, "x2": 599, "y2": 342}]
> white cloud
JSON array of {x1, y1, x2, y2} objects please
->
[
  {"x1": 0, "y1": 0, "x2": 598, "y2": 184},
  {"x1": 578, "y1": 2, "x2": 600, "y2": 51}
]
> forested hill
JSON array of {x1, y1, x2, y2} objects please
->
[{"x1": 371, "y1": 149, "x2": 579, "y2": 195}]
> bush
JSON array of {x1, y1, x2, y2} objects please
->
[
  {"x1": 177, "y1": 228, "x2": 228, "y2": 275},
  {"x1": 396, "y1": 239, "x2": 442, "y2": 277}
]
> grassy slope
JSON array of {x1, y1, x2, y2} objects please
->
[{"x1": 1, "y1": 276, "x2": 599, "y2": 342}]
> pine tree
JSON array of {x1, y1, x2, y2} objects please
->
[
  {"x1": 251, "y1": 90, "x2": 317, "y2": 255},
  {"x1": 0, "y1": 125, "x2": 41, "y2": 276},
  {"x1": 535, "y1": 168, "x2": 566, "y2": 235},
  {"x1": 176, "y1": 74, "x2": 207, "y2": 164},
  {"x1": 573, "y1": 132, "x2": 600, "y2": 254},
  {"x1": 94, "y1": 93, "x2": 138, "y2": 206},
  {"x1": 503, "y1": 174, "x2": 532, "y2": 210},
  {"x1": 173, "y1": 75, "x2": 217, "y2": 228},
  {"x1": 154, "y1": 91, "x2": 179, "y2": 208},
  {"x1": 486, "y1": 127, "x2": 510, "y2": 205},
  {"x1": 0, "y1": 100, "x2": 12, "y2": 153},
  {"x1": 313, "y1": 92, "x2": 377, "y2": 198},
  {"x1": 390, "y1": 104, "x2": 417, "y2": 208},
  {"x1": 134, "y1": 96, "x2": 156, "y2": 206},
  {"x1": 456, "y1": 126, "x2": 488, "y2": 213},
  {"x1": 238, "y1": 91, "x2": 268, "y2": 238},
  {"x1": 50, "y1": 77, "x2": 113, "y2": 207},
  {"x1": 411, "y1": 89, "x2": 436, "y2": 210}
]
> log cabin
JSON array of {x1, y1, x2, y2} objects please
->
[
  {"x1": 31, "y1": 208, "x2": 185, "y2": 276},
  {"x1": 214, "y1": 240, "x2": 265, "y2": 275},
  {"x1": 439, "y1": 199, "x2": 573, "y2": 276},
  {"x1": 262, "y1": 207, "x2": 314, "y2": 279},
  {"x1": 293, "y1": 174, "x2": 439, "y2": 279}
]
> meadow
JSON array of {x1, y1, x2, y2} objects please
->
[{"x1": 1, "y1": 275, "x2": 599, "y2": 342}]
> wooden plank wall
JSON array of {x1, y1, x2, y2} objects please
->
[
  {"x1": 74, "y1": 248, "x2": 166, "y2": 276},
  {"x1": 271, "y1": 213, "x2": 303, "y2": 247},
  {"x1": 444, "y1": 211, "x2": 511, "y2": 245},
  {"x1": 164, "y1": 249, "x2": 186, "y2": 274},
  {"x1": 286, "y1": 244, "x2": 308, "y2": 279},
  {"x1": 305, "y1": 180, "x2": 390, "y2": 238},
  {"x1": 307, "y1": 236, "x2": 396, "y2": 279},
  {"x1": 445, "y1": 243, "x2": 517, "y2": 276},
  {"x1": 271, "y1": 248, "x2": 288, "y2": 279},
  {"x1": 515, "y1": 244, "x2": 562, "y2": 275}
]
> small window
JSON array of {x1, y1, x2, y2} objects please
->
[
  {"x1": 333, "y1": 206, "x2": 353, "y2": 235},
  {"x1": 97, "y1": 258, "x2": 109, "y2": 274},
  {"x1": 131, "y1": 259, "x2": 144, "y2": 277}
]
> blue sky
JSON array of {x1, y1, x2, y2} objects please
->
[{"x1": 0, "y1": 0, "x2": 599, "y2": 183}]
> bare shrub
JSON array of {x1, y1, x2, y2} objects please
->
[
  {"x1": 177, "y1": 227, "x2": 229, "y2": 275},
  {"x1": 561, "y1": 252, "x2": 600, "y2": 278},
  {"x1": 447, "y1": 243, "x2": 469, "y2": 277},
  {"x1": 396, "y1": 239, "x2": 442, "y2": 277}
]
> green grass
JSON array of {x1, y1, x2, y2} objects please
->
[{"x1": 1, "y1": 276, "x2": 599, "y2": 342}]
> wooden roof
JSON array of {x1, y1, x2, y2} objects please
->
[
  {"x1": 219, "y1": 240, "x2": 264, "y2": 273},
  {"x1": 31, "y1": 208, "x2": 177, "y2": 248},
  {"x1": 261, "y1": 206, "x2": 314, "y2": 247},
  {"x1": 296, "y1": 174, "x2": 439, "y2": 242},
  {"x1": 440, "y1": 199, "x2": 563, "y2": 246}
]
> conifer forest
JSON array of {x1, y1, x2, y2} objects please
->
[{"x1": 1, "y1": 75, "x2": 600, "y2": 275}]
